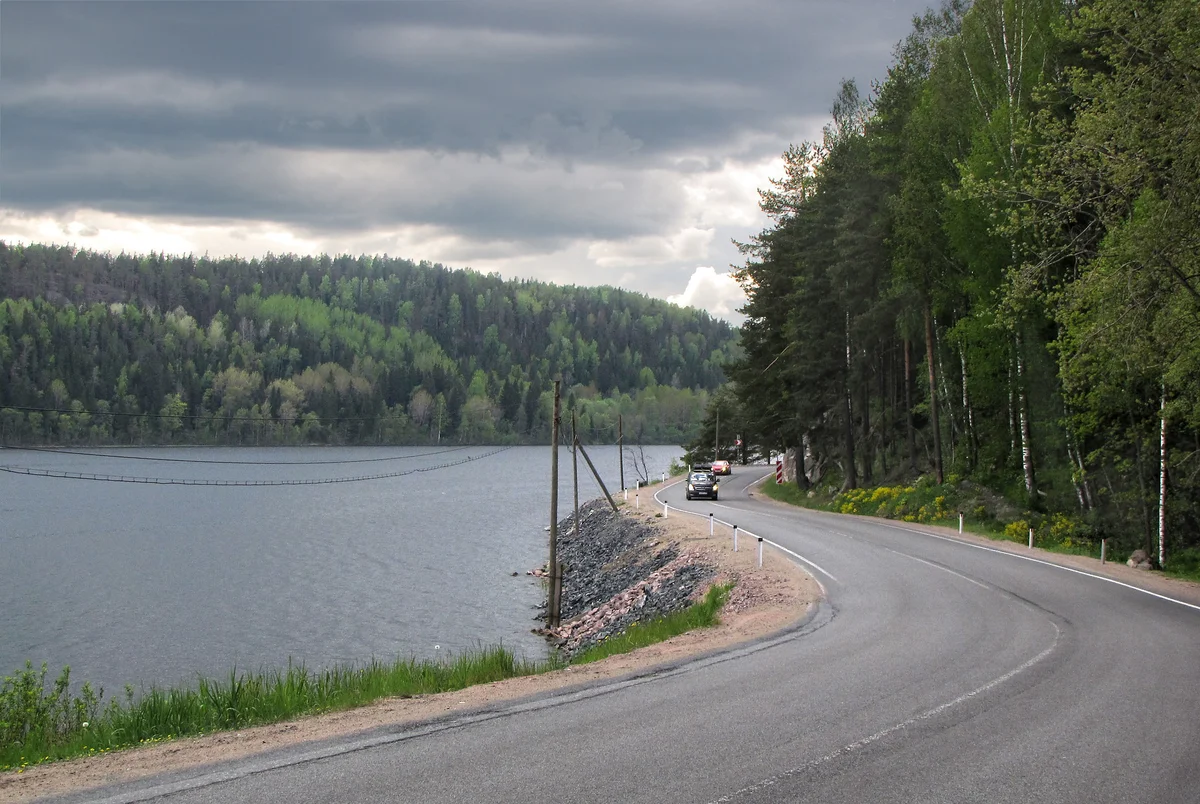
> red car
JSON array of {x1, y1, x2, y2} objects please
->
[{"x1": 711, "y1": 460, "x2": 732, "y2": 476}]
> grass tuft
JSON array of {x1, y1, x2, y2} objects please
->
[{"x1": 571, "y1": 583, "x2": 732, "y2": 665}]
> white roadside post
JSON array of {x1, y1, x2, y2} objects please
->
[
  {"x1": 733, "y1": 525, "x2": 739, "y2": 552},
  {"x1": 1029, "y1": 527, "x2": 1034, "y2": 549},
  {"x1": 757, "y1": 536, "x2": 764, "y2": 567},
  {"x1": 663, "y1": 501, "x2": 668, "y2": 518},
  {"x1": 623, "y1": 487, "x2": 628, "y2": 502},
  {"x1": 959, "y1": 512, "x2": 964, "y2": 534},
  {"x1": 1101, "y1": 539, "x2": 1107, "y2": 564},
  {"x1": 709, "y1": 512, "x2": 714, "y2": 536}
]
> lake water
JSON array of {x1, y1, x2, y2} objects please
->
[{"x1": 0, "y1": 443, "x2": 681, "y2": 696}]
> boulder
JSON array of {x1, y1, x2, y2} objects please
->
[{"x1": 1126, "y1": 549, "x2": 1152, "y2": 569}]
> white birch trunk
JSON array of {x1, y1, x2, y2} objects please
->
[
  {"x1": 1015, "y1": 331, "x2": 1035, "y2": 498},
  {"x1": 1158, "y1": 385, "x2": 1167, "y2": 569}
]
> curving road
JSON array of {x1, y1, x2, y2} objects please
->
[{"x1": 50, "y1": 469, "x2": 1200, "y2": 803}]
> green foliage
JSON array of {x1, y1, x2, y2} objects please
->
[
  {"x1": 1163, "y1": 549, "x2": 1200, "y2": 584},
  {"x1": 727, "y1": 0, "x2": 1199, "y2": 559},
  {"x1": 0, "y1": 247, "x2": 739, "y2": 446}
]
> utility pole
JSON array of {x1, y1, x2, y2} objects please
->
[
  {"x1": 572, "y1": 408, "x2": 580, "y2": 540},
  {"x1": 618, "y1": 413, "x2": 625, "y2": 492},
  {"x1": 576, "y1": 439, "x2": 620, "y2": 514},
  {"x1": 715, "y1": 408, "x2": 720, "y2": 462},
  {"x1": 548, "y1": 379, "x2": 561, "y2": 629}
]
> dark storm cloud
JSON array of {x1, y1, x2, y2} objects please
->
[{"x1": 1, "y1": 0, "x2": 934, "y2": 241}]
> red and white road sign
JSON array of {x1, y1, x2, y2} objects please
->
[{"x1": 775, "y1": 459, "x2": 783, "y2": 484}]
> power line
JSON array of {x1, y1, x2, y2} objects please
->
[
  {"x1": 0, "y1": 446, "x2": 512, "y2": 486},
  {"x1": 0, "y1": 444, "x2": 472, "y2": 466},
  {"x1": 0, "y1": 404, "x2": 406, "y2": 424}
]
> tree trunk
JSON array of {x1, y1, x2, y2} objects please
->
[
  {"x1": 794, "y1": 437, "x2": 810, "y2": 490},
  {"x1": 905, "y1": 337, "x2": 917, "y2": 475},
  {"x1": 936, "y1": 316, "x2": 959, "y2": 468},
  {"x1": 961, "y1": 348, "x2": 978, "y2": 472},
  {"x1": 1130, "y1": 409, "x2": 1155, "y2": 558},
  {"x1": 1158, "y1": 384, "x2": 1167, "y2": 569},
  {"x1": 843, "y1": 384, "x2": 858, "y2": 491},
  {"x1": 924, "y1": 303, "x2": 944, "y2": 484},
  {"x1": 844, "y1": 311, "x2": 858, "y2": 490},
  {"x1": 1063, "y1": 404, "x2": 1094, "y2": 512},
  {"x1": 860, "y1": 371, "x2": 873, "y2": 486},
  {"x1": 1015, "y1": 330, "x2": 1036, "y2": 502},
  {"x1": 1008, "y1": 358, "x2": 1016, "y2": 456}
]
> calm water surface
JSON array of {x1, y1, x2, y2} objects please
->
[{"x1": 0, "y1": 444, "x2": 681, "y2": 695}]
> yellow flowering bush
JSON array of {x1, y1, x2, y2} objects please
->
[{"x1": 1004, "y1": 520, "x2": 1029, "y2": 541}]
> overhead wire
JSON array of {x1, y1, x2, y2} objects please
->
[
  {"x1": 0, "y1": 443, "x2": 472, "y2": 466},
  {"x1": 0, "y1": 404, "x2": 407, "y2": 424},
  {"x1": 0, "y1": 446, "x2": 513, "y2": 486}
]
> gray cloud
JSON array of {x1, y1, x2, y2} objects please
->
[{"x1": 0, "y1": 0, "x2": 935, "y2": 314}]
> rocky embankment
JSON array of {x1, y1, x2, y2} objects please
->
[{"x1": 532, "y1": 498, "x2": 717, "y2": 659}]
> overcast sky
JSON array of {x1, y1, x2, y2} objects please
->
[{"x1": 0, "y1": 0, "x2": 934, "y2": 323}]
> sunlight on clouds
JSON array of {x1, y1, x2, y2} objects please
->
[
  {"x1": 0, "y1": 209, "x2": 324, "y2": 258},
  {"x1": 587, "y1": 227, "x2": 714, "y2": 269},
  {"x1": 667, "y1": 266, "x2": 746, "y2": 322}
]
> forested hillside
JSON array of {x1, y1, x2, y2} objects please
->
[
  {"x1": 0, "y1": 243, "x2": 738, "y2": 445},
  {"x1": 703, "y1": 0, "x2": 1198, "y2": 567}
]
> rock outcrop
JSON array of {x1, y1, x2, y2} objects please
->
[{"x1": 531, "y1": 499, "x2": 716, "y2": 660}]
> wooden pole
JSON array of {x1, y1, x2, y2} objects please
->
[
  {"x1": 572, "y1": 409, "x2": 580, "y2": 537},
  {"x1": 576, "y1": 440, "x2": 620, "y2": 514},
  {"x1": 548, "y1": 380, "x2": 561, "y2": 629},
  {"x1": 618, "y1": 413, "x2": 625, "y2": 492}
]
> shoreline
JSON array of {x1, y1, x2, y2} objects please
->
[{"x1": 0, "y1": 496, "x2": 822, "y2": 803}]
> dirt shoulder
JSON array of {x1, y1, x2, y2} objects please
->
[
  {"x1": 0, "y1": 495, "x2": 821, "y2": 804},
  {"x1": 748, "y1": 484, "x2": 1200, "y2": 607}
]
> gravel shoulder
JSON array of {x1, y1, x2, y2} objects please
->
[{"x1": 0, "y1": 493, "x2": 821, "y2": 804}]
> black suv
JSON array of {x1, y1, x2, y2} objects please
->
[{"x1": 685, "y1": 469, "x2": 718, "y2": 501}]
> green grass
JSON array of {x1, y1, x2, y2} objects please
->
[
  {"x1": 1, "y1": 646, "x2": 559, "y2": 772},
  {"x1": 3, "y1": 582, "x2": 738, "y2": 772},
  {"x1": 1162, "y1": 548, "x2": 1200, "y2": 583},
  {"x1": 571, "y1": 583, "x2": 732, "y2": 665}
]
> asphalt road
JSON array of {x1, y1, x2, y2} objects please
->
[{"x1": 51, "y1": 470, "x2": 1200, "y2": 804}]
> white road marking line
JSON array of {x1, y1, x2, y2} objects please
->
[
  {"x1": 872, "y1": 521, "x2": 1200, "y2": 613},
  {"x1": 756, "y1": 537, "x2": 839, "y2": 585},
  {"x1": 706, "y1": 622, "x2": 1062, "y2": 803},
  {"x1": 652, "y1": 485, "x2": 838, "y2": 586},
  {"x1": 885, "y1": 548, "x2": 990, "y2": 589}
]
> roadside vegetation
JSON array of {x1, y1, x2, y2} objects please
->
[
  {"x1": 684, "y1": 0, "x2": 1199, "y2": 578},
  {"x1": 571, "y1": 583, "x2": 732, "y2": 665},
  {"x1": 0, "y1": 647, "x2": 553, "y2": 772},
  {"x1": 759, "y1": 475, "x2": 1200, "y2": 584},
  {"x1": 1, "y1": 585, "x2": 732, "y2": 772}
]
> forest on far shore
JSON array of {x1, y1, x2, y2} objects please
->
[{"x1": 0, "y1": 242, "x2": 739, "y2": 446}]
